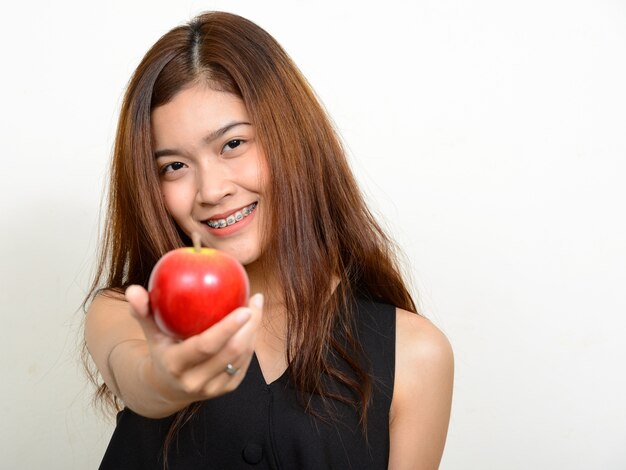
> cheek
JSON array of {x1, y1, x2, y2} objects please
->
[
  {"x1": 242, "y1": 153, "x2": 269, "y2": 194},
  {"x1": 161, "y1": 183, "x2": 196, "y2": 219}
]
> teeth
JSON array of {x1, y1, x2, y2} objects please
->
[{"x1": 207, "y1": 202, "x2": 257, "y2": 229}]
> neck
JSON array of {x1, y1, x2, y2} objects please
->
[
  {"x1": 245, "y1": 258, "x2": 284, "y2": 312},
  {"x1": 245, "y1": 258, "x2": 288, "y2": 352},
  {"x1": 246, "y1": 258, "x2": 342, "y2": 310}
]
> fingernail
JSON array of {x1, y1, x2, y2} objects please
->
[
  {"x1": 252, "y1": 293, "x2": 264, "y2": 310},
  {"x1": 235, "y1": 309, "x2": 252, "y2": 324}
]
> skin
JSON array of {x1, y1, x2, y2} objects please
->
[
  {"x1": 85, "y1": 83, "x2": 453, "y2": 468},
  {"x1": 152, "y1": 85, "x2": 267, "y2": 268}
]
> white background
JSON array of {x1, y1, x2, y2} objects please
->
[{"x1": 1, "y1": 1, "x2": 625, "y2": 468}]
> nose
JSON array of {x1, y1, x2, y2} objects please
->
[{"x1": 195, "y1": 161, "x2": 235, "y2": 205}]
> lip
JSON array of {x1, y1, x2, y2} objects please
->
[
  {"x1": 206, "y1": 203, "x2": 255, "y2": 221},
  {"x1": 203, "y1": 202, "x2": 257, "y2": 237}
]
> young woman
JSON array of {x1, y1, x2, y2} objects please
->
[{"x1": 84, "y1": 11, "x2": 453, "y2": 469}]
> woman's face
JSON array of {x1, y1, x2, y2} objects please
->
[{"x1": 152, "y1": 83, "x2": 267, "y2": 266}]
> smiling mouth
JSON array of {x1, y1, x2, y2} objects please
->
[{"x1": 205, "y1": 202, "x2": 258, "y2": 229}]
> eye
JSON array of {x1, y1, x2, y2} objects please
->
[
  {"x1": 160, "y1": 161, "x2": 187, "y2": 174},
  {"x1": 222, "y1": 139, "x2": 244, "y2": 153}
]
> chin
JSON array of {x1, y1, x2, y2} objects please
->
[
  {"x1": 237, "y1": 251, "x2": 262, "y2": 267},
  {"x1": 205, "y1": 241, "x2": 259, "y2": 266}
]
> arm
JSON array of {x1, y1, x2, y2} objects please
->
[
  {"x1": 388, "y1": 308, "x2": 454, "y2": 470},
  {"x1": 84, "y1": 285, "x2": 263, "y2": 418}
]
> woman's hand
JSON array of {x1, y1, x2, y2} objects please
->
[
  {"x1": 124, "y1": 284, "x2": 263, "y2": 407},
  {"x1": 87, "y1": 284, "x2": 263, "y2": 418}
]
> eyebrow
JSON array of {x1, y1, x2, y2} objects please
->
[{"x1": 154, "y1": 121, "x2": 252, "y2": 158}]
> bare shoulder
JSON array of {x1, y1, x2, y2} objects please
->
[
  {"x1": 85, "y1": 288, "x2": 144, "y2": 346},
  {"x1": 388, "y1": 308, "x2": 454, "y2": 470},
  {"x1": 85, "y1": 289, "x2": 135, "y2": 338},
  {"x1": 88, "y1": 288, "x2": 127, "y2": 306},
  {"x1": 395, "y1": 308, "x2": 454, "y2": 375}
]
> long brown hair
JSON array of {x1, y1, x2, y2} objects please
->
[{"x1": 86, "y1": 9, "x2": 417, "y2": 444}]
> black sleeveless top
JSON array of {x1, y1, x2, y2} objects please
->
[{"x1": 99, "y1": 298, "x2": 396, "y2": 469}]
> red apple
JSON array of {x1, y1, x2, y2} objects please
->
[{"x1": 148, "y1": 240, "x2": 250, "y2": 339}]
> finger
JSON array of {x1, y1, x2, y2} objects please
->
[
  {"x1": 184, "y1": 352, "x2": 254, "y2": 398},
  {"x1": 248, "y1": 293, "x2": 264, "y2": 327},
  {"x1": 180, "y1": 294, "x2": 264, "y2": 380},
  {"x1": 228, "y1": 293, "x2": 264, "y2": 339},
  {"x1": 170, "y1": 306, "x2": 253, "y2": 369},
  {"x1": 167, "y1": 294, "x2": 264, "y2": 394},
  {"x1": 220, "y1": 350, "x2": 255, "y2": 382},
  {"x1": 195, "y1": 293, "x2": 264, "y2": 354},
  {"x1": 125, "y1": 285, "x2": 150, "y2": 317},
  {"x1": 232, "y1": 293, "x2": 264, "y2": 344},
  {"x1": 125, "y1": 285, "x2": 169, "y2": 344}
]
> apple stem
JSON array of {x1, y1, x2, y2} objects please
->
[{"x1": 192, "y1": 231, "x2": 202, "y2": 252}]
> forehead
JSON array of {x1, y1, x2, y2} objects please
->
[{"x1": 151, "y1": 84, "x2": 249, "y2": 145}]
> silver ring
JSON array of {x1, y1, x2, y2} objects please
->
[{"x1": 225, "y1": 363, "x2": 239, "y2": 376}]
